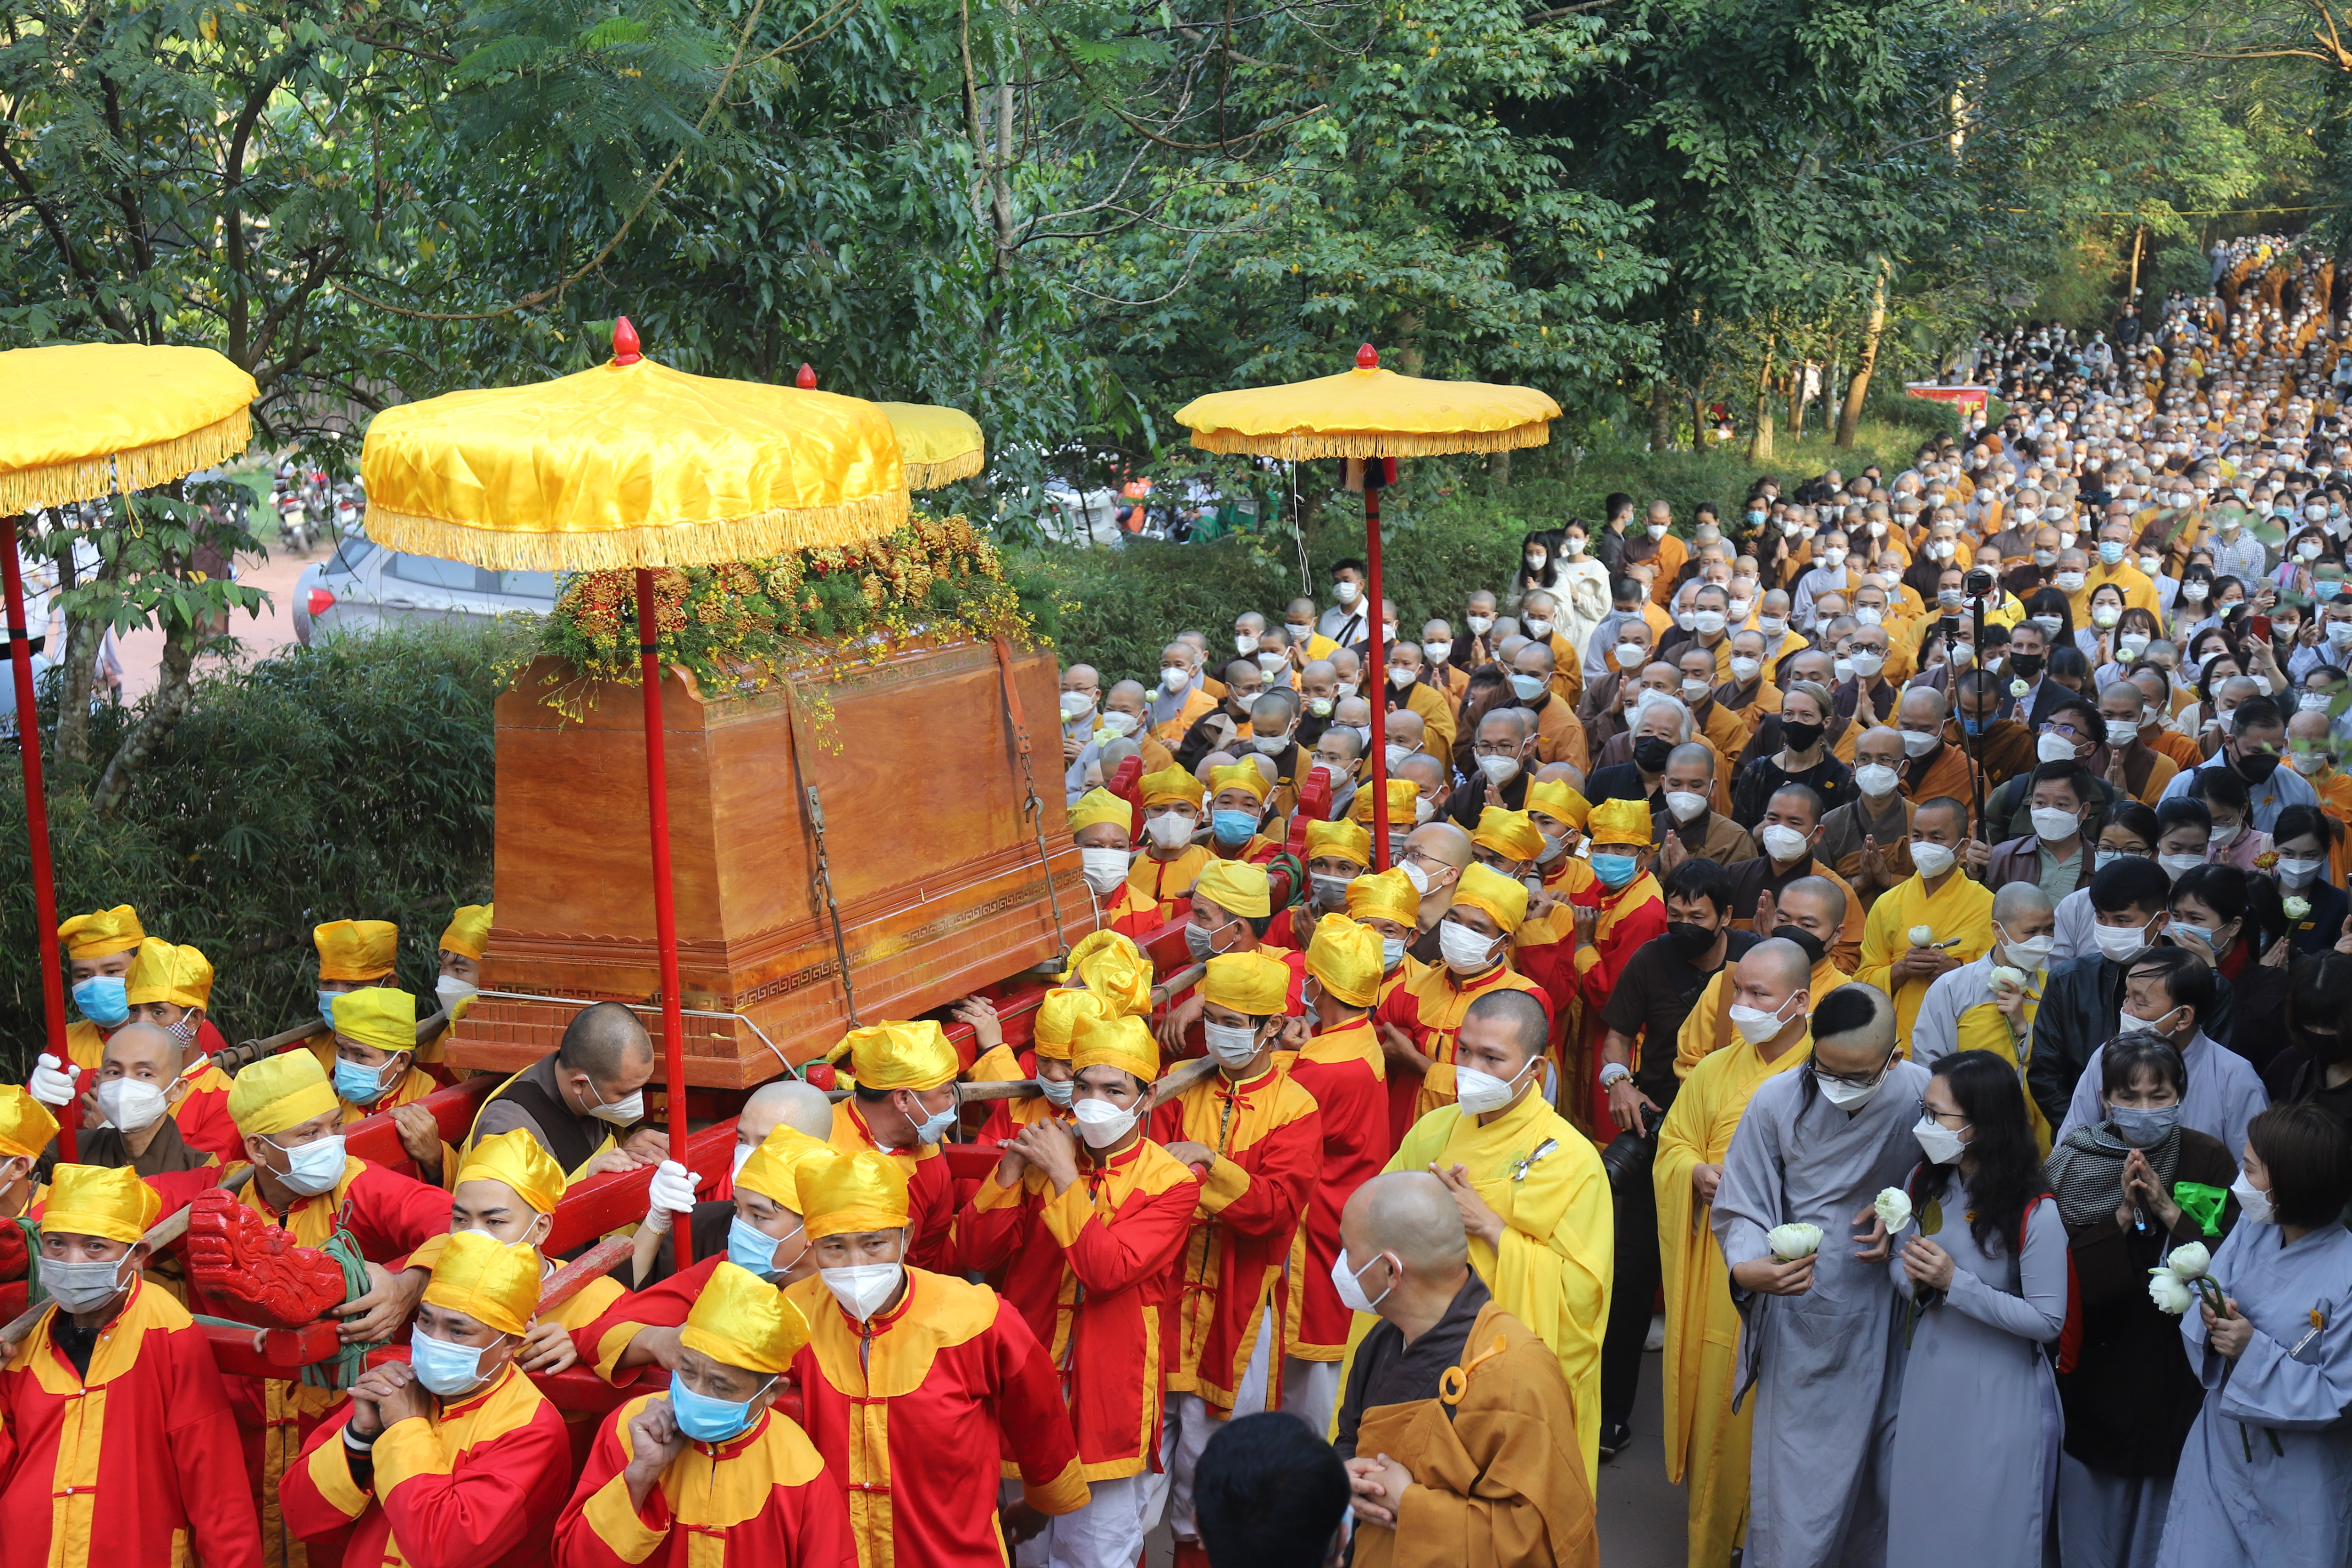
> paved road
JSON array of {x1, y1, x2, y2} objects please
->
[{"x1": 115, "y1": 542, "x2": 312, "y2": 701}]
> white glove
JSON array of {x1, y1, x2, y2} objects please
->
[
  {"x1": 28, "y1": 1054, "x2": 76, "y2": 1109},
  {"x1": 643, "y1": 1159, "x2": 696, "y2": 1234}
]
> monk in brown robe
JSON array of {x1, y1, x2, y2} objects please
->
[{"x1": 1334, "y1": 1172, "x2": 1597, "y2": 1568}]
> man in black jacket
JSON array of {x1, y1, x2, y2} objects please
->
[{"x1": 2026, "y1": 856, "x2": 2235, "y2": 1130}]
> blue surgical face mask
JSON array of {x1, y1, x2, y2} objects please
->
[
  {"x1": 668, "y1": 1369, "x2": 774, "y2": 1444},
  {"x1": 904, "y1": 1090, "x2": 958, "y2": 1146},
  {"x1": 1381, "y1": 934, "x2": 1407, "y2": 973},
  {"x1": 1591, "y1": 852, "x2": 1639, "y2": 889},
  {"x1": 1038, "y1": 1073, "x2": 1075, "y2": 1107},
  {"x1": 727, "y1": 1212, "x2": 801, "y2": 1279},
  {"x1": 1961, "y1": 716, "x2": 1986, "y2": 737},
  {"x1": 409, "y1": 1325, "x2": 505, "y2": 1396},
  {"x1": 1211, "y1": 809, "x2": 1259, "y2": 846},
  {"x1": 318, "y1": 988, "x2": 344, "y2": 1029},
  {"x1": 72, "y1": 975, "x2": 130, "y2": 1028},
  {"x1": 333, "y1": 1055, "x2": 399, "y2": 1106}
]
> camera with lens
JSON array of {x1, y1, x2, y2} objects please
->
[{"x1": 1963, "y1": 566, "x2": 1997, "y2": 598}]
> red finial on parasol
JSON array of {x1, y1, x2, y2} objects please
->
[
  {"x1": 612, "y1": 317, "x2": 643, "y2": 366},
  {"x1": 796, "y1": 363, "x2": 818, "y2": 390},
  {"x1": 1356, "y1": 343, "x2": 1379, "y2": 369}
]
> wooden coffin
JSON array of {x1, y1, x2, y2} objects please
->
[{"x1": 444, "y1": 637, "x2": 1089, "y2": 1086}]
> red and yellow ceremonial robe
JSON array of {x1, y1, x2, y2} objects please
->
[
  {"x1": 826, "y1": 1103, "x2": 956, "y2": 1274},
  {"x1": 1518, "y1": 870, "x2": 1666, "y2": 1132},
  {"x1": 1126, "y1": 846, "x2": 1213, "y2": 925},
  {"x1": 1275, "y1": 1018, "x2": 1389, "y2": 1363}
]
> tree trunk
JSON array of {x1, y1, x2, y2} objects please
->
[
  {"x1": 1748, "y1": 333, "x2": 1778, "y2": 464},
  {"x1": 1649, "y1": 380, "x2": 1674, "y2": 451},
  {"x1": 52, "y1": 613, "x2": 103, "y2": 770},
  {"x1": 90, "y1": 628, "x2": 194, "y2": 814},
  {"x1": 1490, "y1": 449, "x2": 1511, "y2": 488},
  {"x1": 1836, "y1": 256, "x2": 1891, "y2": 448}
]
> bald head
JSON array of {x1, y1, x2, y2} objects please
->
[
  {"x1": 1346, "y1": 1172, "x2": 1470, "y2": 1275},
  {"x1": 1990, "y1": 881, "x2": 2056, "y2": 926},
  {"x1": 100, "y1": 1020, "x2": 185, "y2": 1081},
  {"x1": 742, "y1": 1079, "x2": 835, "y2": 1144},
  {"x1": 1809, "y1": 983, "x2": 1895, "y2": 1079},
  {"x1": 1739, "y1": 937, "x2": 1812, "y2": 995},
  {"x1": 557, "y1": 1000, "x2": 655, "y2": 1087},
  {"x1": 1385, "y1": 708, "x2": 1428, "y2": 752},
  {"x1": 1406, "y1": 820, "x2": 1473, "y2": 871}
]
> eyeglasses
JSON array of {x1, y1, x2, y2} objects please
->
[
  {"x1": 1915, "y1": 1098, "x2": 1971, "y2": 1130},
  {"x1": 1810, "y1": 1043, "x2": 1897, "y2": 1088}
]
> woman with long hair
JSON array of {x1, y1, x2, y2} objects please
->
[{"x1": 1883, "y1": 1050, "x2": 2069, "y2": 1568}]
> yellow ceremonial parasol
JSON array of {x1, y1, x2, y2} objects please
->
[
  {"x1": 362, "y1": 319, "x2": 908, "y2": 1266},
  {"x1": 791, "y1": 363, "x2": 985, "y2": 490},
  {"x1": 0, "y1": 343, "x2": 259, "y2": 1151},
  {"x1": 1174, "y1": 345, "x2": 1559, "y2": 864}
]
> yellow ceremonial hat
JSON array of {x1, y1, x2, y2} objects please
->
[
  {"x1": 1070, "y1": 1012, "x2": 1158, "y2": 1084},
  {"x1": 43, "y1": 1163, "x2": 160, "y2": 1244},
  {"x1": 1067, "y1": 789, "x2": 1131, "y2": 836},
  {"x1": 1525, "y1": 777, "x2": 1590, "y2": 829},
  {"x1": 331, "y1": 987, "x2": 417, "y2": 1056},
  {"x1": 1207, "y1": 762, "x2": 1270, "y2": 804},
  {"x1": 736, "y1": 1124, "x2": 832, "y2": 1211},
  {"x1": 1347, "y1": 779, "x2": 1418, "y2": 828},
  {"x1": 124, "y1": 937, "x2": 214, "y2": 1011},
  {"x1": 1192, "y1": 858, "x2": 1271, "y2": 919},
  {"x1": 1141, "y1": 765, "x2": 1205, "y2": 809},
  {"x1": 683, "y1": 1260, "x2": 813, "y2": 1375},
  {"x1": 1064, "y1": 931, "x2": 1152, "y2": 1017},
  {"x1": 1202, "y1": 951, "x2": 1292, "y2": 1017},
  {"x1": 421, "y1": 1228, "x2": 540, "y2": 1337},
  {"x1": 1303, "y1": 818, "x2": 1371, "y2": 868},
  {"x1": 227, "y1": 1048, "x2": 340, "y2": 1137},
  {"x1": 1472, "y1": 807, "x2": 1547, "y2": 866},
  {"x1": 1586, "y1": 797, "x2": 1651, "y2": 847},
  {"x1": 827, "y1": 1020, "x2": 957, "y2": 1091},
  {"x1": 438, "y1": 904, "x2": 493, "y2": 962},
  {"x1": 58, "y1": 905, "x2": 143, "y2": 960},
  {"x1": 796, "y1": 1148, "x2": 912, "y2": 1240},
  {"x1": 1345, "y1": 868, "x2": 1421, "y2": 927},
  {"x1": 1451, "y1": 862, "x2": 1530, "y2": 935},
  {"x1": 1032, "y1": 987, "x2": 1112, "y2": 1060},
  {"x1": 453, "y1": 1128, "x2": 566, "y2": 1218},
  {"x1": 314, "y1": 919, "x2": 398, "y2": 982},
  {"x1": 0, "y1": 1084, "x2": 59, "y2": 1163},
  {"x1": 1304, "y1": 913, "x2": 1383, "y2": 1008}
]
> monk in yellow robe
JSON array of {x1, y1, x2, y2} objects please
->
[
  {"x1": 1675, "y1": 876, "x2": 1850, "y2": 1076},
  {"x1": 1851, "y1": 795, "x2": 1995, "y2": 1055},
  {"x1": 1372, "y1": 986, "x2": 1613, "y2": 1483},
  {"x1": 1655, "y1": 941, "x2": 1816, "y2": 1568}
]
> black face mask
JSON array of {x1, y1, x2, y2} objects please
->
[
  {"x1": 1781, "y1": 718, "x2": 1825, "y2": 752},
  {"x1": 1665, "y1": 920, "x2": 1719, "y2": 961},
  {"x1": 2306, "y1": 1028, "x2": 2351, "y2": 1064},
  {"x1": 2009, "y1": 652, "x2": 2044, "y2": 680},
  {"x1": 1772, "y1": 923, "x2": 1828, "y2": 965},
  {"x1": 1633, "y1": 736, "x2": 1674, "y2": 773},
  {"x1": 2235, "y1": 747, "x2": 2283, "y2": 785}
]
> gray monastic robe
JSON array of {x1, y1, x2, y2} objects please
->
[
  {"x1": 2154, "y1": 1218, "x2": 2352, "y2": 1568},
  {"x1": 1713, "y1": 1058, "x2": 1930, "y2": 1568}
]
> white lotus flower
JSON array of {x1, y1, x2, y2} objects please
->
[
  {"x1": 2285, "y1": 895, "x2": 2312, "y2": 922},
  {"x1": 1874, "y1": 1186, "x2": 1914, "y2": 1233},
  {"x1": 2147, "y1": 1269, "x2": 2195, "y2": 1315},
  {"x1": 1767, "y1": 1223, "x2": 1824, "y2": 1260},
  {"x1": 1988, "y1": 964, "x2": 2028, "y2": 992},
  {"x1": 2009, "y1": 678, "x2": 2030, "y2": 698},
  {"x1": 1907, "y1": 924, "x2": 1936, "y2": 948},
  {"x1": 2164, "y1": 1241, "x2": 2212, "y2": 1281}
]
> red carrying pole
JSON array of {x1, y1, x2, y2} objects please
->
[
  {"x1": 1365, "y1": 479, "x2": 1390, "y2": 871},
  {"x1": 635, "y1": 567, "x2": 691, "y2": 1271},
  {"x1": 2, "y1": 517, "x2": 71, "y2": 1158}
]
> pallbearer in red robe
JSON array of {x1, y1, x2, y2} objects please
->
[
  {"x1": 284, "y1": 1229, "x2": 571, "y2": 1568},
  {"x1": 1070, "y1": 788, "x2": 1161, "y2": 936},
  {"x1": 959, "y1": 1013, "x2": 1198, "y2": 1566},
  {"x1": 787, "y1": 1147, "x2": 1089, "y2": 1568},
  {"x1": 0, "y1": 1164, "x2": 261, "y2": 1568},
  {"x1": 820, "y1": 1021, "x2": 962, "y2": 1271},
  {"x1": 1347, "y1": 867, "x2": 1426, "y2": 1010},
  {"x1": 555, "y1": 1263, "x2": 856, "y2": 1568},
  {"x1": 1274, "y1": 913, "x2": 1389, "y2": 1434}
]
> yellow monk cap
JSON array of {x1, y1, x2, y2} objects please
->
[
  {"x1": 331, "y1": 987, "x2": 416, "y2": 1056},
  {"x1": 1067, "y1": 789, "x2": 1131, "y2": 836},
  {"x1": 1192, "y1": 858, "x2": 1270, "y2": 919},
  {"x1": 1207, "y1": 762, "x2": 1270, "y2": 804},
  {"x1": 1451, "y1": 862, "x2": 1530, "y2": 935},
  {"x1": 797, "y1": 1148, "x2": 911, "y2": 1240},
  {"x1": 1347, "y1": 779, "x2": 1418, "y2": 828},
  {"x1": 315, "y1": 919, "x2": 398, "y2": 982},
  {"x1": 58, "y1": 906, "x2": 143, "y2": 960},
  {"x1": 1472, "y1": 807, "x2": 1548, "y2": 866},
  {"x1": 454, "y1": 1128, "x2": 566, "y2": 1218},
  {"x1": 1525, "y1": 778, "x2": 1591, "y2": 830},
  {"x1": 438, "y1": 904, "x2": 493, "y2": 962},
  {"x1": 1142, "y1": 765, "x2": 1205, "y2": 809},
  {"x1": 1202, "y1": 951, "x2": 1292, "y2": 1017},
  {"x1": 682, "y1": 1260, "x2": 812, "y2": 1375},
  {"x1": 736, "y1": 1124, "x2": 831, "y2": 1211},
  {"x1": 1033, "y1": 988, "x2": 1112, "y2": 1060},
  {"x1": 227, "y1": 1049, "x2": 340, "y2": 1137},
  {"x1": 124, "y1": 938, "x2": 214, "y2": 1011},
  {"x1": 1345, "y1": 868, "x2": 1421, "y2": 927},
  {"x1": 827, "y1": 1020, "x2": 957, "y2": 1091},
  {"x1": 1586, "y1": 797, "x2": 1651, "y2": 847},
  {"x1": 0, "y1": 1085, "x2": 59, "y2": 1163},
  {"x1": 1303, "y1": 819, "x2": 1371, "y2": 868},
  {"x1": 1305, "y1": 913, "x2": 1383, "y2": 1008},
  {"x1": 1064, "y1": 931, "x2": 1152, "y2": 1018},
  {"x1": 43, "y1": 1163, "x2": 160, "y2": 1244},
  {"x1": 421, "y1": 1228, "x2": 540, "y2": 1337},
  {"x1": 1070, "y1": 1013, "x2": 1158, "y2": 1085}
]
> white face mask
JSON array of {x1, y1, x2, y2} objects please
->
[
  {"x1": 1731, "y1": 656, "x2": 1762, "y2": 682},
  {"x1": 2035, "y1": 732, "x2": 2077, "y2": 764},
  {"x1": 1614, "y1": 642, "x2": 1646, "y2": 671},
  {"x1": 267, "y1": 1133, "x2": 350, "y2": 1196},
  {"x1": 1913, "y1": 1116, "x2": 1967, "y2": 1165},
  {"x1": 1399, "y1": 857, "x2": 1433, "y2": 896},
  {"x1": 583, "y1": 1083, "x2": 645, "y2": 1126},
  {"x1": 1454, "y1": 1056, "x2": 1538, "y2": 1114},
  {"x1": 1849, "y1": 651, "x2": 1885, "y2": 679},
  {"x1": 1909, "y1": 840, "x2": 1956, "y2": 878},
  {"x1": 95, "y1": 1076, "x2": 171, "y2": 1133},
  {"x1": 1424, "y1": 641, "x2": 1453, "y2": 664},
  {"x1": 1080, "y1": 846, "x2": 1131, "y2": 894},
  {"x1": 1999, "y1": 927, "x2": 2055, "y2": 972},
  {"x1": 1852, "y1": 763, "x2": 1899, "y2": 798},
  {"x1": 1235, "y1": 633, "x2": 1259, "y2": 656},
  {"x1": 1726, "y1": 996, "x2": 1796, "y2": 1045},
  {"x1": 2229, "y1": 1170, "x2": 2275, "y2": 1226},
  {"x1": 1062, "y1": 690, "x2": 1097, "y2": 721},
  {"x1": 1203, "y1": 1019, "x2": 1265, "y2": 1069},
  {"x1": 1692, "y1": 610, "x2": 1727, "y2": 636},
  {"x1": 2029, "y1": 805, "x2": 2082, "y2": 843},
  {"x1": 2276, "y1": 854, "x2": 2326, "y2": 887},
  {"x1": 1467, "y1": 615, "x2": 1494, "y2": 635},
  {"x1": 1816, "y1": 1071, "x2": 1883, "y2": 1110},
  {"x1": 1899, "y1": 728, "x2": 1940, "y2": 758},
  {"x1": 1335, "y1": 581, "x2": 1361, "y2": 605},
  {"x1": 41, "y1": 1253, "x2": 135, "y2": 1314},
  {"x1": 1071, "y1": 1095, "x2": 1139, "y2": 1148},
  {"x1": 1438, "y1": 920, "x2": 1502, "y2": 976},
  {"x1": 1759, "y1": 616, "x2": 1788, "y2": 638},
  {"x1": 1477, "y1": 755, "x2": 1521, "y2": 787},
  {"x1": 1759, "y1": 824, "x2": 1810, "y2": 864},
  {"x1": 1665, "y1": 789, "x2": 1708, "y2": 822},
  {"x1": 2092, "y1": 920, "x2": 2154, "y2": 961},
  {"x1": 2208, "y1": 820, "x2": 2241, "y2": 849},
  {"x1": 1162, "y1": 666, "x2": 1192, "y2": 692},
  {"x1": 1330, "y1": 1248, "x2": 1393, "y2": 1314},
  {"x1": 435, "y1": 973, "x2": 481, "y2": 1004},
  {"x1": 821, "y1": 1259, "x2": 906, "y2": 1321},
  {"x1": 1146, "y1": 811, "x2": 1194, "y2": 850}
]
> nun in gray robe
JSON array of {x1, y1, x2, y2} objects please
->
[
  {"x1": 2153, "y1": 1216, "x2": 2352, "y2": 1568},
  {"x1": 1714, "y1": 1053, "x2": 1931, "y2": 1568},
  {"x1": 1883, "y1": 1170, "x2": 2068, "y2": 1567}
]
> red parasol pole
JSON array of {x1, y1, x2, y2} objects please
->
[
  {"x1": 636, "y1": 565, "x2": 691, "y2": 1270},
  {"x1": 2, "y1": 516, "x2": 71, "y2": 1158},
  {"x1": 1358, "y1": 346, "x2": 1392, "y2": 872}
]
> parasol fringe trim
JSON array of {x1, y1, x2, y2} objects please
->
[
  {"x1": 904, "y1": 449, "x2": 986, "y2": 489},
  {"x1": 360, "y1": 489, "x2": 914, "y2": 572},
  {"x1": 0, "y1": 407, "x2": 254, "y2": 515},
  {"x1": 1185, "y1": 423, "x2": 1552, "y2": 460}
]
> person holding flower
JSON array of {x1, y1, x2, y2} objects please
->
[
  {"x1": 2045, "y1": 1034, "x2": 2241, "y2": 1568},
  {"x1": 2267, "y1": 805, "x2": 2348, "y2": 958},
  {"x1": 1883, "y1": 1049, "x2": 2069, "y2": 1567},
  {"x1": 2153, "y1": 1103, "x2": 2352, "y2": 1568}
]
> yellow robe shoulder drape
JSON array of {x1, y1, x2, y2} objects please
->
[{"x1": 1853, "y1": 872, "x2": 1995, "y2": 1055}]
